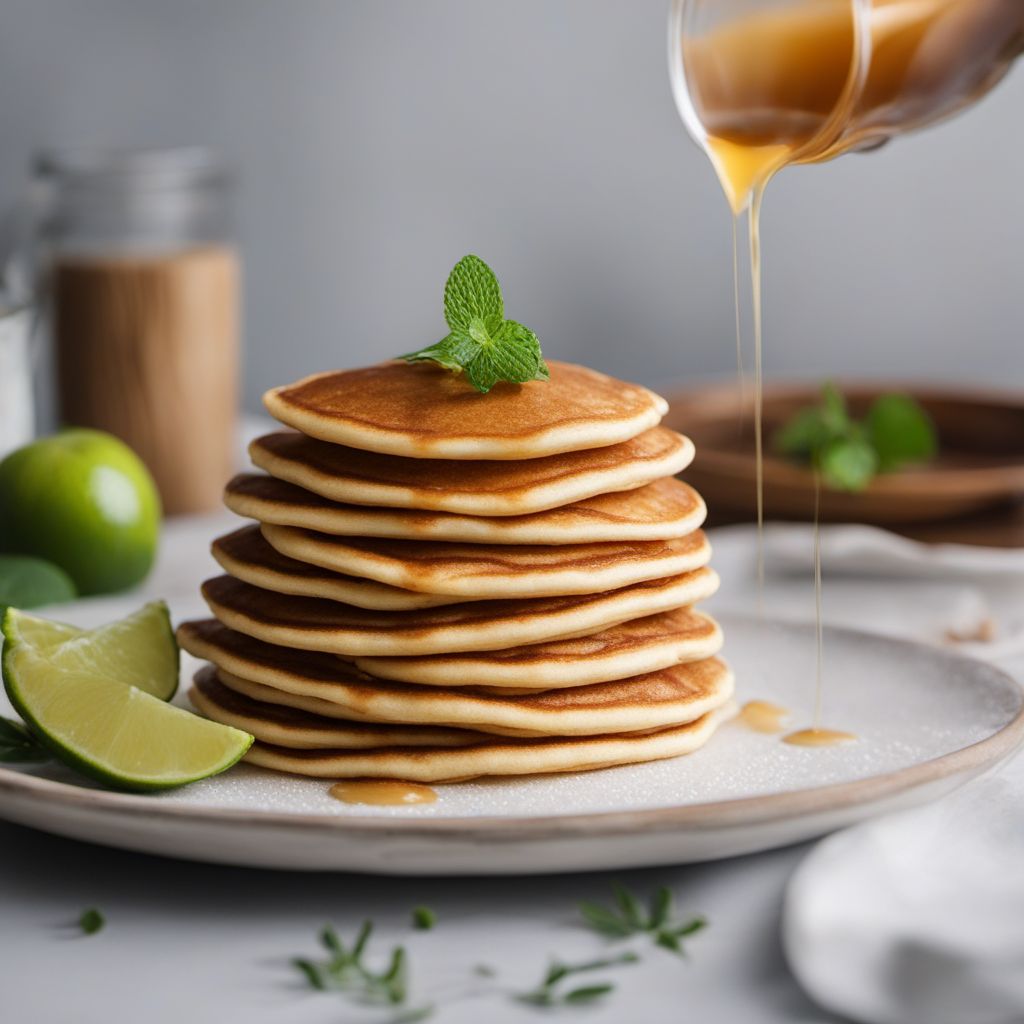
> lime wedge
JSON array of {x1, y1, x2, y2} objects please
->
[
  {"x1": 2, "y1": 605, "x2": 252, "y2": 791},
  {"x1": 11, "y1": 601, "x2": 179, "y2": 701}
]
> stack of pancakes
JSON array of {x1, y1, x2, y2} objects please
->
[{"x1": 178, "y1": 361, "x2": 733, "y2": 782}]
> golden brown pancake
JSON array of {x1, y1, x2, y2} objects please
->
[
  {"x1": 355, "y1": 608, "x2": 724, "y2": 689},
  {"x1": 177, "y1": 620, "x2": 734, "y2": 737},
  {"x1": 224, "y1": 474, "x2": 707, "y2": 545},
  {"x1": 199, "y1": 568, "x2": 720, "y2": 656},
  {"x1": 260, "y1": 524, "x2": 712, "y2": 599},
  {"x1": 243, "y1": 706, "x2": 732, "y2": 782},
  {"x1": 211, "y1": 526, "x2": 459, "y2": 611},
  {"x1": 262, "y1": 360, "x2": 668, "y2": 460},
  {"x1": 189, "y1": 666, "x2": 484, "y2": 748},
  {"x1": 248, "y1": 427, "x2": 694, "y2": 517}
]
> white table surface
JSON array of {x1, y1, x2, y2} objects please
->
[{"x1": 1, "y1": 512, "x2": 1021, "y2": 1024}]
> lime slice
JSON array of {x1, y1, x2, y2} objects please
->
[
  {"x1": 13, "y1": 601, "x2": 179, "y2": 701},
  {"x1": 2, "y1": 605, "x2": 252, "y2": 791}
]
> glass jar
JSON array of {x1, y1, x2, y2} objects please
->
[{"x1": 35, "y1": 147, "x2": 240, "y2": 515}]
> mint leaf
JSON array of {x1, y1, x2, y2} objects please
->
[
  {"x1": 773, "y1": 407, "x2": 832, "y2": 458},
  {"x1": 866, "y1": 394, "x2": 937, "y2": 472},
  {"x1": 401, "y1": 255, "x2": 548, "y2": 393},
  {"x1": 443, "y1": 254, "x2": 503, "y2": 331},
  {"x1": 820, "y1": 381, "x2": 851, "y2": 434},
  {"x1": 820, "y1": 437, "x2": 878, "y2": 491}
]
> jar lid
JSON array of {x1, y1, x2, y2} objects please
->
[{"x1": 34, "y1": 147, "x2": 231, "y2": 192}]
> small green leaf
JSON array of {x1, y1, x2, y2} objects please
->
[
  {"x1": 564, "y1": 984, "x2": 615, "y2": 1004},
  {"x1": 78, "y1": 908, "x2": 104, "y2": 936},
  {"x1": 352, "y1": 920, "x2": 373, "y2": 960},
  {"x1": 320, "y1": 924, "x2": 344, "y2": 957},
  {"x1": 866, "y1": 394, "x2": 937, "y2": 472},
  {"x1": 773, "y1": 407, "x2": 832, "y2": 458},
  {"x1": 612, "y1": 884, "x2": 646, "y2": 931},
  {"x1": 820, "y1": 381, "x2": 851, "y2": 434},
  {"x1": 443, "y1": 254, "x2": 503, "y2": 332},
  {"x1": 473, "y1": 964, "x2": 497, "y2": 978},
  {"x1": 0, "y1": 716, "x2": 50, "y2": 763},
  {"x1": 293, "y1": 957, "x2": 329, "y2": 990},
  {"x1": 411, "y1": 906, "x2": 436, "y2": 931},
  {"x1": 655, "y1": 930, "x2": 682, "y2": 953},
  {"x1": 820, "y1": 437, "x2": 878, "y2": 492},
  {"x1": 382, "y1": 947, "x2": 408, "y2": 1004},
  {"x1": 579, "y1": 901, "x2": 633, "y2": 937},
  {"x1": 648, "y1": 887, "x2": 673, "y2": 930},
  {"x1": 672, "y1": 916, "x2": 708, "y2": 939}
]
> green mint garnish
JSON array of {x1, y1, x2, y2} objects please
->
[
  {"x1": 774, "y1": 383, "x2": 937, "y2": 492},
  {"x1": 401, "y1": 254, "x2": 549, "y2": 394},
  {"x1": 0, "y1": 716, "x2": 50, "y2": 764},
  {"x1": 579, "y1": 883, "x2": 707, "y2": 957},
  {"x1": 79, "y1": 908, "x2": 105, "y2": 936},
  {"x1": 411, "y1": 906, "x2": 436, "y2": 931}
]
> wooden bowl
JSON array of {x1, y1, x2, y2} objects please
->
[{"x1": 663, "y1": 382, "x2": 1024, "y2": 529}]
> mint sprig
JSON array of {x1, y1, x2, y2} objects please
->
[
  {"x1": 402, "y1": 254, "x2": 549, "y2": 394},
  {"x1": 774, "y1": 383, "x2": 937, "y2": 492}
]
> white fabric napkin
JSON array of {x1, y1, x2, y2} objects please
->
[
  {"x1": 707, "y1": 524, "x2": 1024, "y2": 1024},
  {"x1": 783, "y1": 754, "x2": 1024, "y2": 1024}
]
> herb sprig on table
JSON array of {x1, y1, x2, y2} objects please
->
[
  {"x1": 290, "y1": 884, "x2": 706, "y2": 1019},
  {"x1": 401, "y1": 254, "x2": 549, "y2": 394},
  {"x1": 774, "y1": 383, "x2": 937, "y2": 491},
  {"x1": 580, "y1": 883, "x2": 707, "y2": 956},
  {"x1": 516, "y1": 952, "x2": 639, "y2": 1007}
]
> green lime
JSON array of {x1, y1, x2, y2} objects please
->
[
  {"x1": 0, "y1": 554, "x2": 77, "y2": 614},
  {"x1": 11, "y1": 600, "x2": 180, "y2": 700},
  {"x1": 2, "y1": 604, "x2": 251, "y2": 790},
  {"x1": 0, "y1": 429, "x2": 161, "y2": 596}
]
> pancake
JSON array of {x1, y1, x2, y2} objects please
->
[
  {"x1": 212, "y1": 526, "x2": 459, "y2": 611},
  {"x1": 249, "y1": 427, "x2": 694, "y2": 517},
  {"x1": 224, "y1": 474, "x2": 707, "y2": 545},
  {"x1": 355, "y1": 608, "x2": 724, "y2": 689},
  {"x1": 262, "y1": 360, "x2": 668, "y2": 460},
  {"x1": 189, "y1": 667, "x2": 483, "y2": 748},
  {"x1": 177, "y1": 621, "x2": 734, "y2": 736},
  {"x1": 260, "y1": 524, "x2": 712, "y2": 599},
  {"x1": 243, "y1": 706, "x2": 733, "y2": 782},
  {"x1": 200, "y1": 568, "x2": 720, "y2": 656}
]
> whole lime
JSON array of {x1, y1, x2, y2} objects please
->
[{"x1": 0, "y1": 429, "x2": 161, "y2": 595}]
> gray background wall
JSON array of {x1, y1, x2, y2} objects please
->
[{"x1": 1, "y1": 0, "x2": 1021, "y2": 411}]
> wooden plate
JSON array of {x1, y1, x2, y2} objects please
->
[{"x1": 664, "y1": 382, "x2": 1024, "y2": 531}]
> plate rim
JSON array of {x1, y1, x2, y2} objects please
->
[{"x1": 2, "y1": 618, "x2": 1023, "y2": 841}]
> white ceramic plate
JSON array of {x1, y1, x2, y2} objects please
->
[{"x1": 1, "y1": 613, "x2": 1021, "y2": 874}]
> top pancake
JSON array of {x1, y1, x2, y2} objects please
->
[
  {"x1": 249, "y1": 427, "x2": 694, "y2": 517},
  {"x1": 262, "y1": 360, "x2": 668, "y2": 460}
]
